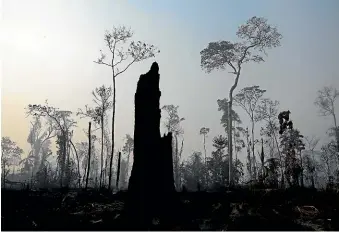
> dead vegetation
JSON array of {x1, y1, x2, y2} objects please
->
[{"x1": 2, "y1": 188, "x2": 338, "y2": 231}]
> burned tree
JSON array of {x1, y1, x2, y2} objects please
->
[{"x1": 127, "y1": 62, "x2": 176, "y2": 229}]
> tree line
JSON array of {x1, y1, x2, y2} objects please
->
[{"x1": 2, "y1": 16, "x2": 338, "y2": 191}]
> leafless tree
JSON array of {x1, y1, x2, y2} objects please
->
[{"x1": 200, "y1": 17, "x2": 282, "y2": 184}]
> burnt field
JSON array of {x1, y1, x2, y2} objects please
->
[{"x1": 2, "y1": 188, "x2": 339, "y2": 231}]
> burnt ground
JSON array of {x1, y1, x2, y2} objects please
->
[{"x1": 2, "y1": 188, "x2": 339, "y2": 231}]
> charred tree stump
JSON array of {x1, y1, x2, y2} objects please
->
[{"x1": 126, "y1": 62, "x2": 176, "y2": 229}]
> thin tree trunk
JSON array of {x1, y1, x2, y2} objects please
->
[
  {"x1": 228, "y1": 99, "x2": 233, "y2": 186},
  {"x1": 109, "y1": 73, "x2": 116, "y2": 191},
  {"x1": 85, "y1": 122, "x2": 92, "y2": 190},
  {"x1": 60, "y1": 134, "x2": 67, "y2": 188},
  {"x1": 234, "y1": 121, "x2": 237, "y2": 162},
  {"x1": 100, "y1": 115, "x2": 104, "y2": 188},
  {"x1": 251, "y1": 120, "x2": 257, "y2": 181},
  {"x1": 228, "y1": 71, "x2": 241, "y2": 186},
  {"x1": 116, "y1": 151, "x2": 121, "y2": 191}
]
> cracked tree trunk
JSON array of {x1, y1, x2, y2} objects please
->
[{"x1": 127, "y1": 62, "x2": 176, "y2": 229}]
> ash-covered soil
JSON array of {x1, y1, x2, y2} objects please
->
[{"x1": 2, "y1": 188, "x2": 339, "y2": 231}]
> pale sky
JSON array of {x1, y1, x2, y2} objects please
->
[{"x1": 1, "y1": 0, "x2": 339, "y2": 163}]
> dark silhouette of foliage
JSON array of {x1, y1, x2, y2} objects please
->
[{"x1": 279, "y1": 111, "x2": 305, "y2": 187}]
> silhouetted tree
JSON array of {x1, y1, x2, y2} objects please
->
[
  {"x1": 94, "y1": 26, "x2": 160, "y2": 191},
  {"x1": 262, "y1": 157, "x2": 280, "y2": 188},
  {"x1": 320, "y1": 142, "x2": 337, "y2": 185},
  {"x1": 279, "y1": 111, "x2": 305, "y2": 187},
  {"x1": 116, "y1": 151, "x2": 122, "y2": 190},
  {"x1": 314, "y1": 86, "x2": 338, "y2": 152},
  {"x1": 217, "y1": 99, "x2": 245, "y2": 167},
  {"x1": 257, "y1": 98, "x2": 284, "y2": 186},
  {"x1": 199, "y1": 127, "x2": 210, "y2": 165},
  {"x1": 118, "y1": 158, "x2": 128, "y2": 189},
  {"x1": 1, "y1": 137, "x2": 23, "y2": 187},
  {"x1": 77, "y1": 86, "x2": 112, "y2": 188},
  {"x1": 234, "y1": 85, "x2": 266, "y2": 181},
  {"x1": 26, "y1": 117, "x2": 55, "y2": 175},
  {"x1": 35, "y1": 139, "x2": 53, "y2": 188},
  {"x1": 200, "y1": 16, "x2": 282, "y2": 185},
  {"x1": 162, "y1": 104, "x2": 185, "y2": 189},
  {"x1": 304, "y1": 136, "x2": 320, "y2": 188},
  {"x1": 76, "y1": 142, "x2": 89, "y2": 187},
  {"x1": 26, "y1": 101, "x2": 76, "y2": 188},
  {"x1": 122, "y1": 134, "x2": 134, "y2": 188},
  {"x1": 182, "y1": 152, "x2": 206, "y2": 190}
]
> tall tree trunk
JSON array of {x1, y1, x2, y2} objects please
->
[
  {"x1": 116, "y1": 151, "x2": 121, "y2": 191},
  {"x1": 109, "y1": 73, "x2": 116, "y2": 191},
  {"x1": 246, "y1": 129, "x2": 252, "y2": 181},
  {"x1": 234, "y1": 121, "x2": 237, "y2": 162},
  {"x1": 228, "y1": 71, "x2": 241, "y2": 186},
  {"x1": 85, "y1": 122, "x2": 92, "y2": 190},
  {"x1": 100, "y1": 115, "x2": 104, "y2": 188},
  {"x1": 251, "y1": 120, "x2": 257, "y2": 181},
  {"x1": 260, "y1": 138, "x2": 265, "y2": 177}
]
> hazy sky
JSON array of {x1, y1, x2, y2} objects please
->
[{"x1": 1, "y1": 0, "x2": 339, "y2": 163}]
